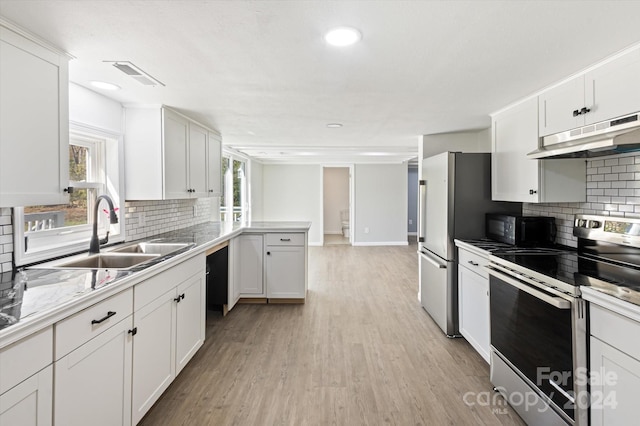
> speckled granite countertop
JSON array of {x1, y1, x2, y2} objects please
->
[{"x1": 0, "y1": 221, "x2": 311, "y2": 348}]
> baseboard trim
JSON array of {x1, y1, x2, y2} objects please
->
[{"x1": 352, "y1": 241, "x2": 409, "y2": 246}]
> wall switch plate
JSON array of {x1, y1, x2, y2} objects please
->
[
  {"x1": 364, "y1": 227, "x2": 369, "y2": 234},
  {"x1": 193, "y1": 205, "x2": 198, "y2": 217},
  {"x1": 409, "y1": 219, "x2": 413, "y2": 225},
  {"x1": 139, "y1": 212, "x2": 145, "y2": 227}
]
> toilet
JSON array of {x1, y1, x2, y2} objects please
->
[{"x1": 340, "y1": 209, "x2": 350, "y2": 238}]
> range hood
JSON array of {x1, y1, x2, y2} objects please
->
[{"x1": 528, "y1": 112, "x2": 640, "y2": 159}]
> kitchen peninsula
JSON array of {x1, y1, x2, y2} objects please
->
[{"x1": 0, "y1": 221, "x2": 310, "y2": 425}]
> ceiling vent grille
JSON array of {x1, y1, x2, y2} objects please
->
[{"x1": 104, "y1": 61, "x2": 165, "y2": 86}]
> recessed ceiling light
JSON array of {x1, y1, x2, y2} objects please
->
[
  {"x1": 327, "y1": 123, "x2": 343, "y2": 128},
  {"x1": 324, "y1": 27, "x2": 361, "y2": 47},
  {"x1": 90, "y1": 81, "x2": 121, "y2": 91}
]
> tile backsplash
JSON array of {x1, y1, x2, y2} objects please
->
[
  {"x1": 0, "y1": 199, "x2": 218, "y2": 272},
  {"x1": 524, "y1": 153, "x2": 640, "y2": 248},
  {"x1": 125, "y1": 198, "x2": 218, "y2": 240},
  {"x1": 1, "y1": 208, "x2": 13, "y2": 273}
]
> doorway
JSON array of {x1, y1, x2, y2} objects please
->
[{"x1": 323, "y1": 166, "x2": 351, "y2": 246}]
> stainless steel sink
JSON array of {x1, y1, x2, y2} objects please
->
[
  {"x1": 52, "y1": 253, "x2": 159, "y2": 269},
  {"x1": 110, "y1": 242, "x2": 192, "y2": 256}
]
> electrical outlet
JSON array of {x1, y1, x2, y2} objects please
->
[
  {"x1": 409, "y1": 219, "x2": 413, "y2": 225},
  {"x1": 193, "y1": 205, "x2": 198, "y2": 217},
  {"x1": 139, "y1": 212, "x2": 145, "y2": 227},
  {"x1": 364, "y1": 227, "x2": 369, "y2": 234}
]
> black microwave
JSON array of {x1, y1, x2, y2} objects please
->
[{"x1": 485, "y1": 213, "x2": 556, "y2": 246}]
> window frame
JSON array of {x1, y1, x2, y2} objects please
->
[
  {"x1": 14, "y1": 122, "x2": 125, "y2": 266},
  {"x1": 221, "y1": 148, "x2": 250, "y2": 223}
]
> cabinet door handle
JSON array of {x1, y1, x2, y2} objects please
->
[
  {"x1": 174, "y1": 293, "x2": 185, "y2": 303},
  {"x1": 266, "y1": 251, "x2": 271, "y2": 255},
  {"x1": 91, "y1": 311, "x2": 116, "y2": 324},
  {"x1": 280, "y1": 238, "x2": 291, "y2": 242},
  {"x1": 529, "y1": 189, "x2": 538, "y2": 195},
  {"x1": 128, "y1": 327, "x2": 138, "y2": 336},
  {"x1": 580, "y1": 107, "x2": 591, "y2": 115},
  {"x1": 63, "y1": 186, "x2": 74, "y2": 193},
  {"x1": 572, "y1": 109, "x2": 580, "y2": 117},
  {"x1": 468, "y1": 260, "x2": 479, "y2": 266}
]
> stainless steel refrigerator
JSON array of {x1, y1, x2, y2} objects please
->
[{"x1": 418, "y1": 152, "x2": 520, "y2": 336}]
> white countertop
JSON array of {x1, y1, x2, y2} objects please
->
[
  {"x1": 581, "y1": 286, "x2": 640, "y2": 323},
  {"x1": 0, "y1": 221, "x2": 311, "y2": 349}
]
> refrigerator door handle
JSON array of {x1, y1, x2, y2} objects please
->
[
  {"x1": 418, "y1": 180, "x2": 426, "y2": 243},
  {"x1": 418, "y1": 250, "x2": 447, "y2": 269}
]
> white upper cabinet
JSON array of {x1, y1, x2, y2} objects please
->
[
  {"x1": 492, "y1": 97, "x2": 585, "y2": 203},
  {"x1": 538, "y1": 76, "x2": 585, "y2": 136},
  {"x1": 584, "y1": 46, "x2": 640, "y2": 124},
  {"x1": 163, "y1": 109, "x2": 190, "y2": 199},
  {"x1": 0, "y1": 21, "x2": 70, "y2": 207},
  {"x1": 124, "y1": 106, "x2": 222, "y2": 200},
  {"x1": 207, "y1": 131, "x2": 222, "y2": 197},
  {"x1": 187, "y1": 122, "x2": 208, "y2": 198},
  {"x1": 539, "y1": 45, "x2": 640, "y2": 136}
]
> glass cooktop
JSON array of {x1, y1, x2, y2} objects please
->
[{"x1": 492, "y1": 250, "x2": 640, "y2": 306}]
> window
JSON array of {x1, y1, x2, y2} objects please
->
[
  {"x1": 220, "y1": 152, "x2": 248, "y2": 222},
  {"x1": 14, "y1": 125, "x2": 124, "y2": 265}
]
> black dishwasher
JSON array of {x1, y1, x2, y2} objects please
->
[{"x1": 206, "y1": 246, "x2": 228, "y2": 314}]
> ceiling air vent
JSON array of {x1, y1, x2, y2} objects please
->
[{"x1": 104, "y1": 61, "x2": 165, "y2": 86}]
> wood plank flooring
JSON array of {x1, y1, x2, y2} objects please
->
[{"x1": 140, "y1": 243, "x2": 525, "y2": 425}]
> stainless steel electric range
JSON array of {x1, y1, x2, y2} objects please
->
[{"x1": 486, "y1": 214, "x2": 640, "y2": 426}]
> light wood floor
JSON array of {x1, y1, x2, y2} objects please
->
[
  {"x1": 323, "y1": 233, "x2": 350, "y2": 246},
  {"x1": 140, "y1": 243, "x2": 525, "y2": 425}
]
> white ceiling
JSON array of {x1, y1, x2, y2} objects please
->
[{"x1": 2, "y1": 1, "x2": 640, "y2": 163}]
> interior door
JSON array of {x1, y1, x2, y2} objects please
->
[{"x1": 422, "y1": 152, "x2": 450, "y2": 259}]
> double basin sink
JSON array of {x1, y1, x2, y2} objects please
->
[{"x1": 43, "y1": 242, "x2": 194, "y2": 270}]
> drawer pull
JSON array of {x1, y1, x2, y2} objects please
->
[
  {"x1": 280, "y1": 238, "x2": 291, "y2": 242},
  {"x1": 468, "y1": 261, "x2": 479, "y2": 266},
  {"x1": 91, "y1": 311, "x2": 116, "y2": 325},
  {"x1": 174, "y1": 293, "x2": 185, "y2": 303}
]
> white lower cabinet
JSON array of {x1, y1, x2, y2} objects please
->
[
  {"x1": 457, "y1": 246, "x2": 490, "y2": 363},
  {"x1": 132, "y1": 254, "x2": 205, "y2": 424},
  {"x1": 265, "y1": 246, "x2": 305, "y2": 299},
  {"x1": 590, "y1": 337, "x2": 640, "y2": 426},
  {"x1": 0, "y1": 327, "x2": 53, "y2": 426},
  {"x1": 54, "y1": 316, "x2": 133, "y2": 426},
  {"x1": 53, "y1": 288, "x2": 134, "y2": 426},
  {"x1": 0, "y1": 366, "x2": 52, "y2": 426},
  {"x1": 588, "y1": 303, "x2": 640, "y2": 425},
  {"x1": 131, "y1": 288, "x2": 176, "y2": 424},
  {"x1": 234, "y1": 232, "x2": 308, "y2": 301},
  {"x1": 175, "y1": 272, "x2": 205, "y2": 374},
  {"x1": 235, "y1": 234, "x2": 265, "y2": 296}
]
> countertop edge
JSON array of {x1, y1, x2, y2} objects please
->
[
  {"x1": 454, "y1": 239, "x2": 490, "y2": 257},
  {"x1": 0, "y1": 222, "x2": 311, "y2": 350},
  {"x1": 581, "y1": 286, "x2": 640, "y2": 323}
]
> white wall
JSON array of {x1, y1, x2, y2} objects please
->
[
  {"x1": 353, "y1": 163, "x2": 408, "y2": 245},
  {"x1": 323, "y1": 167, "x2": 349, "y2": 234},
  {"x1": 420, "y1": 128, "x2": 491, "y2": 162},
  {"x1": 250, "y1": 159, "x2": 264, "y2": 221},
  {"x1": 69, "y1": 82, "x2": 123, "y2": 133},
  {"x1": 262, "y1": 164, "x2": 322, "y2": 245}
]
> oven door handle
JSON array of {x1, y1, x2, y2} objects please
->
[{"x1": 485, "y1": 266, "x2": 571, "y2": 310}]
